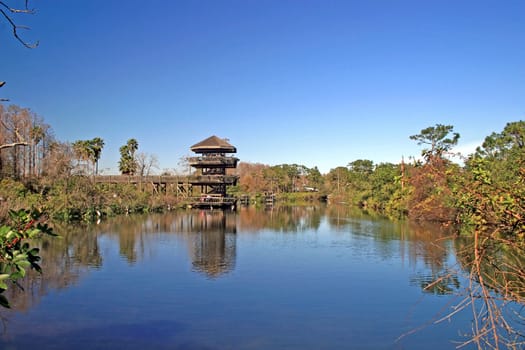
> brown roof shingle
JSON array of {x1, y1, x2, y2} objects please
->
[{"x1": 190, "y1": 135, "x2": 236, "y2": 153}]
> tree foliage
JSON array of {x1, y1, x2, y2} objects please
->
[
  {"x1": 237, "y1": 162, "x2": 269, "y2": 194},
  {"x1": 459, "y1": 121, "x2": 525, "y2": 239},
  {"x1": 409, "y1": 124, "x2": 460, "y2": 161},
  {"x1": 323, "y1": 161, "x2": 404, "y2": 217},
  {"x1": 445, "y1": 121, "x2": 525, "y2": 348},
  {"x1": 0, "y1": 208, "x2": 56, "y2": 308},
  {"x1": 72, "y1": 137, "x2": 105, "y2": 175},
  {"x1": 406, "y1": 124, "x2": 461, "y2": 222},
  {"x1": 119, "y1": 138, "x2": 138, "y2": 175}
]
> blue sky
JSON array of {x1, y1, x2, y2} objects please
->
[{"x1": 2, "y1": 0, "x2": 524, "y2": 174}]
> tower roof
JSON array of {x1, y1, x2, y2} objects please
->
[{"x1": 190, "y1": 135, "x2": 236, "y2": 153}]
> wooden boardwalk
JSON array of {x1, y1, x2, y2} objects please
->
[
  {"x1": 94, "y1": 175, "x2": 239, "y2": 209},
  {"x1": 92, "y1": 136, "x2": 240, "y2": 210},
  {"x1": 94, "y1": 175, "x2": 237, "y2": 185}
]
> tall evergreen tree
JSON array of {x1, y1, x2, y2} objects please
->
[{"x1": 409, "y1": 124, "x2": 460, "y2": 161}]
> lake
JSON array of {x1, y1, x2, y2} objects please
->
[{"x1": 0, "y1": 205, "x2": 482, "y2": 349}]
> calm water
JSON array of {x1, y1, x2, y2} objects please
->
[{"x1": 0, "y1": 205, "x2": 478, "y2": 349}]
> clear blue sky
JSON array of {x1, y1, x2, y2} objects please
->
[{"x1": 2, "y1": 0, "x2": 524, "y2": 174}]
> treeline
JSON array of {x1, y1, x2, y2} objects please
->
[
  {"x1": 0, "y1": 104, "x2": 166, "y2": 221},
  {"x1": 0, "y1": 104, "x2": 106, "y2": 179},
  {"x1": 235, "y1": 122, "x2": 525, "y2": 347},
  {"x1": 235, "y1": 161, "x2": 405, "y2": 213},
  {"x1": 1, "y1": 102, "x2": 524, "y2": 241},
  {"x1": 236, "y1": 122, "x2": 525, "y2": 240}
]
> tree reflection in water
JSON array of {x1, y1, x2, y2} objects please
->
[
  {"x1": 326, "y1": 204, "x2": 462, "y2": 296},
  {"x1": 1, "y1": 205, "x2": 522, "y2": 348},
  {"x1": 0, "y1": 205, "x2": 326, "y2": 313},
  {"x1": 451, "y1": 236, "x2": 525, "y2": 349},
  {"x1": 1, "y1": 222, "x2": 102, "y2": 313}
]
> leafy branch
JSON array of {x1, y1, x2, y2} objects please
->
[{"x1": 0, "y1": 209, "x2": 57, "y2": 308}]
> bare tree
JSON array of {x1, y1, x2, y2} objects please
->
[
  {"x1": 136, "y1": 152, "x2": 159, "y2": 177},
  {"x1": 0, "y1": 1, "x2": 41, "y2": 176},
  {"x1": 41, "y1": 141, "x2": 74, "y2": 178},
  {"x1": 0, "y1": 105, "x2": 29, "y2": 177},
  {"x1": 177, "y1": 154, "x2": 192, "y2": 175},
  {"x1": 0, "y1": 120, "x2": 28, "y2": 149}
]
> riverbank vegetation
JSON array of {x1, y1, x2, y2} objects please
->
[
  {"x1": 4, "y1": 105, "x2": 523, "y2": 346},
  {"x1": 1, "y1": 102, "x2": 524, "y2": 236},
  {"x1": 1, "y1": 5, "x2": 522, "y2": 347}
]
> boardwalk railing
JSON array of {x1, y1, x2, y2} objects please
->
[
  {"x1": 188, "y1": 156, "x2": 239, "y2": 168},
  {"x1": 94, "y1": 175, "x2": 238, "y2": 185},
  {"x1": 94, "y1": 175, "x2": 182, "y2": 184}
]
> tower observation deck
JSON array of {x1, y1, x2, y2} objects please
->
[{"x1": 187, "y1": 136, "x2": 239, "y2": 208}]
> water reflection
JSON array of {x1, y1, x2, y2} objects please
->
[
  {"x1": 3, "y1": 205, "x2": 467, "y2": 314},
  {"x1": 180, "y1": 210, "x2": 237, "y2": 278},
  {"x1": 88, "y1": 210, "x2": 238, "y2": 278},
  {"x1": 238, "y1": 205, "x2": 322, "y2": 232},
  {"x1": 2, "y1": 223, "x2": 101, "y2": 312},
  {"x1": 6, "y1": 205, "x2": 520, "y2": 349},
  {"x1": 325, "y1": 205, "x2": 461, "y2": 295},
  {"x1": 402, "y1": 221, "x2": 460, "y2": 296}
]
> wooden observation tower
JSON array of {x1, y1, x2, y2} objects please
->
[{"x1": 187, "y1": 136, "x2": 239, "y2": 209}]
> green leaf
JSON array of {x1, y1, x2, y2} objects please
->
[
  {"x1": 5, "y1": 230, "x2": 16, "y2": 240},
  {"x1": 15, "y1": 260, "x2": 30, "y2": 269},
  {"x1": 0, "y1": 226, "x2": 10, "y2": 236},
  {"x1": 10, "y1": 270, "x2": 24, "y2": 280},
  {"x1": 31, "y1": 263, "x2": 42, "y2": 274},
  {"x1": 26, "y1": 228, "x2": 41, "y2": 238},
  {"x1": 0, "y1": 294, "x2": 10, "y2": 308},
  {"x1": 14, "y1": 253, "x2": 28, "y2": 261},
  {"x1": 0, "y1": 274, "x2": 11, "y2": 281},
  {"x1": 28, "y1": 248, "x2": 40, "y2": 255}
]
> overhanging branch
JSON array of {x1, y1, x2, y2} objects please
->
[
  {"x1": 0, "y1": 1, "x2": 38, "y2": 48},
  {"x1": 0, "y1": 141, "x2": 28, "y2": 149},
  {"x1": 0, "y1": 81, "x2": 7, "y2": 101}
]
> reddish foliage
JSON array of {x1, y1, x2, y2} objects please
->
[{"x1": 407, "y1": 156, "x2": 457, "y2": 223}]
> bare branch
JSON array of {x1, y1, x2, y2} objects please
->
[
  {"x1": 0, "y1": 1, "x2": 35, "y2": 14},
  {"x1": 0, "y1": 116, "x2": 29, "y2": 149},
  {"x1": 0, "y1": 141, "x2": 28, "y2": 149},
  {"x1": 0, "y1": 81, "x2": 7, "y2": 101},
  {"x1": 0, "y1": 1, "x2": 38, "y2": 49}
]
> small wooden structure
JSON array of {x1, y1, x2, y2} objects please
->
[
  {"x1": 264, "y1": 191, "x2": 275, "y2": 207},
  {"x1": 186, "y1": 136, "x2": 239, "y2": 209},
  {"x1": 239, "y1": 195, "x2": 250, "y2": 206}
]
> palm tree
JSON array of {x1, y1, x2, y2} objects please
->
[
  {"x1": 90, "y1": 137, "x2": 104, "y2": 175},
  {"x1": 72, "y1": 140, "x2": 91, "y2": 174},
  {"x1": 119, "y1": 138, "x2": 138, "y2": 175}
]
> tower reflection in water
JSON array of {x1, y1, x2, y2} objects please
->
[{"x1": 176, "y1": 210, "x2": 237, "y2": 278}]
